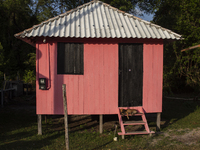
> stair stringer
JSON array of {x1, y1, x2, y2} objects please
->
[{"x1": 117, "y1": 106, "x2": 154, "y2": 136}]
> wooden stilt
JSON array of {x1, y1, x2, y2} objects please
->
[
  {"x1": 38, "y1": 114, "x2": 42, "y2": 135},
  {"x1": 45, "y1": 115, "x2": 47, "y2": 124},
  {"x1": 156, "y1": 113, "x2": 161, "y2": 131},
  {"x1": 99, "y1": 115, "x2": 103, "y2": 134}
]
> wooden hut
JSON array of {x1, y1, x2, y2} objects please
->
[{"x1": 15, "y1": 0, "x2": 182, "y2": 137}]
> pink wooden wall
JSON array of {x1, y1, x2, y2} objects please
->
[
  {"x1": 36, "y1": 38, "x2": 163, "y2": 115},
  {"x1": 143, "y1": 41, "x2": 163, "y2": 113}
]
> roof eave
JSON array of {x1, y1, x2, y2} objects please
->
[{"x1": 15, "y1": 35, "x2": 36, "y2": 47}]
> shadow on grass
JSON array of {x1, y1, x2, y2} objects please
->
[
  {"x1": 160, "y1": 98, "x2": 200, "y2": 129},
  {"x1": 1, "y1": 96, "x2": 200, "y2": 149},
  {"x1": 0, "y1": 131, "x2": 64, "y2": 150},
  {"x1": 91, "y1": 140, "x2": 113, "y2": 150}
]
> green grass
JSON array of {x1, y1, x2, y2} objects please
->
[{"x1": 1, "y1": 96, "x2": 200, "y2": 150}]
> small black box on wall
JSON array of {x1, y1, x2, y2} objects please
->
[{"x1": 39, "y1": 78, "x2": 47, "y2": 90}]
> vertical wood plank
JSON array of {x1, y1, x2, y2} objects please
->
[
  {"x1": 78, "y1": 75, "x2": 84, "y2": 114},
  {"x1": 119, "y1": 44, "x2": 123, "y2": 107},
  {"x1": 67, "y1": 76, "x2": 74, "y2": 114},
  {"x1": 76, "y1": 44, "x2": 80, "y2": 74},
  {"x1": 65, "y1": 43, "x2": 70, "y2": 73},
  {"x1": 104, "y1": 44, "x2": 111, "y2": 113},
  {"x1": 89, "y1": 46, "x2": 95, "y2": 114},
  {"x1": 57, "y1": 43, "x2": 64, "y2": 74},
  {"x1": 143, "y1": 41, "x2": 163, "y2": 113},
  {"x1": 62, "y1": 84, "x2": 69, "y2": 150},
  {"x1": 80, "y1": 43, "x2": 84, "y2": 74},
  {"x1": 71, "y1": 43, "x2": 75, "y2": 74},
  {"x1": 72, "y1": 76, "x2": 79, "y2": 114},
  {"x1": 99, "y1": 45, "x2": 104, "y2": 113},
  {"x1": 38, "y1": 114, "x2": 42, "y2": 135},
  {"x1": 94, "y1": 46, "x2": 100, "y2": 113},
  {"x1": 110, "y1": 43, "x2": 118, "y2": 113}
]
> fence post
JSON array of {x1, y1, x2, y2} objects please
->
[{"x1": 62, "y1": 84, "x2": 69, "y2": 150}]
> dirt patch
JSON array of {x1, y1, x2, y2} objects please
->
[
  {"x1": 150, "y1": 128, "x2": 200, "y2": 146},
  {"x1": 171, "y1": 128, "x2": 200, "y2": 145}
]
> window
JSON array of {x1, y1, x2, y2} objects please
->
[{"x1": 57, "y1": 43, "x2": 84, "y2": 74}]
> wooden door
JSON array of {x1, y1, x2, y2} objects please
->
[{"x1": 119, "y1": 44, "x2": 143, "y2": 107}]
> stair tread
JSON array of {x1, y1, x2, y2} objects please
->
[
  {"x1": 123, "y1": 120, "x2": 145, "y2": 125},
  {"x1": 122, "y1": 113, "x2": 143, "y2": 116},
  {"x1": 118, "y1": 131, "x2": 150, "y2": 135}
]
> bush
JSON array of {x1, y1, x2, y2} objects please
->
[{"x1": 23, "y1": 70, "x2": 36, "y2": 84}]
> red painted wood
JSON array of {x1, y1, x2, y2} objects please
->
[
  {"x1": 118, "y1": 131, "x2": 150, "y2": 135},
  {"x1": 143, "y1": 41, "x2": 163, "y2": 113},
  {"x1": 117, "y1": 106, "x2": 152, "y2": 135},
  {"x1": 36, "y1": 38, "x2": 163, "y2": 115},
  {"x1": 36, "y1": 43, "x2": 55, "y2": 114},
  {"x1": 117, "y1": 109, "x2": 125, "y2": 134}
]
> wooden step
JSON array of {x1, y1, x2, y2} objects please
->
[
  {"x1": 122, "y1": 113, "x2": 143, "y2": 117},
  {"x1": 134, "y1": 113, "x2": 143, "y2": 116},
  {"x1": 118, "y1": 107, "x2": 153, "y2": 136},
  {"x1": 118, "y1": 131, "x2": 149, "y2": 135},
  {"x1": 123, "y1": 120, "x2": 145, "y2": 125}
]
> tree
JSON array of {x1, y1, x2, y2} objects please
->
[
  {"x1": 153, "y1": 0, "x2": 200, "y2": 92},
  {"x1": 32, "y1": 0, "x2": 161, "y2": 21},
  {"x1": 0, "y1": 0, "x2": 37, "y2": 79}
]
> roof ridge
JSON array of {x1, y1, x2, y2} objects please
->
[
  {"x1": 100, "y1": 1, "x2": 181, "y2": 36},
  {"x1": 15, "y1": 0, "x2": 182, "y2": 40}
]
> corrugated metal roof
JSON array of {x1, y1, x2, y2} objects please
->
[{"x1": 15, "y1": 0, "x2": 182, "y2": 40}]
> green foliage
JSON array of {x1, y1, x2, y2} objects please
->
[
  {"x1": 0, "y1": 0, "x2": 37, "y2": 80},
  {"x1": 0, "y1": 42, "x2": 5, "y2": 70},
  {"x1": 154, "y1": 0, "x2": 200, "y2": 93},
  {"x1": 23, "y1": 53, "x2": 36, "y2": 71},
  {"x1": 23, "y1": 70, "x2": 36, "y2": 84},
  {"x1": 0, "y1": 42, "x2": 4, "y2": 87}
]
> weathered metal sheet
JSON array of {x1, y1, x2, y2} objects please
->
[{"x1": 15, "y1": 0, "x2": 182, "y2": 40}]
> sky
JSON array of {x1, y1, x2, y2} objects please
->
[{"x1": 136, "y1": 13, "x2": 154, "y2": 22}]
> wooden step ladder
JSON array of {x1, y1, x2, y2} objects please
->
[{"x1": 118, "y1": 107, "x2": 154, "y2": 138}]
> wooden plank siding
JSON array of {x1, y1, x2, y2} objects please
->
[
  {"x1": 36, "y1": 38, "x2": 163, "y2": 115},
  {"x1": 143, "y1": 42, "x2": 163, "y2": 113}
]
